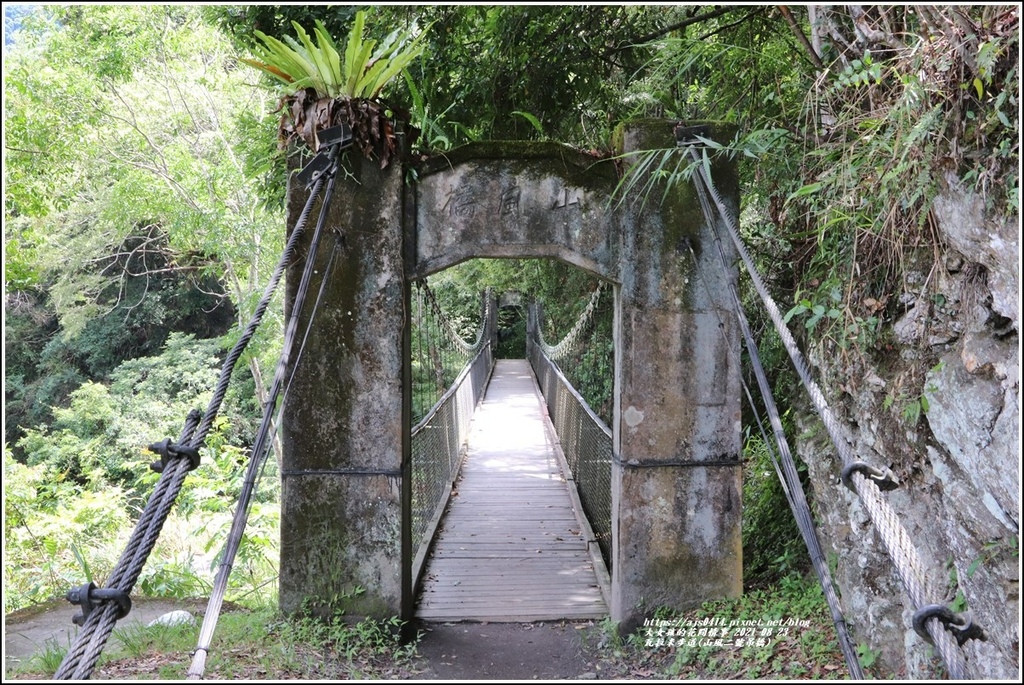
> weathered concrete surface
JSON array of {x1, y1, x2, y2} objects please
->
[
  {"x1": 610, "y1": 120, "x2": 743, "y2": 632},
  {"x1": 412, "y1": 142, "x2": 621, "y2": 280},
  {"x1": 279, "y1": 139, "x2": 408, "y2": 619},
  {"x1": 279, "y1": 474, "x2": 403, "y2": 618},
  {"x1": 613, "y1": 466, "x2": 742, "y2": 612},
  {"x1": 280, "y1": 119, "x2": 744, "y2": 631}
]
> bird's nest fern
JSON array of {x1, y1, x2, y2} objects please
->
[{"x1": 241, "y1": 10, "x2": 427, "y2": 167}]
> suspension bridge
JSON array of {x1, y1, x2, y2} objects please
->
[
  {"x1": 50, "y1": 120, "x2": 988, "y2": 680},
  {"x1": 416, "y1": 359, "x2": 608, "y2": 622}
]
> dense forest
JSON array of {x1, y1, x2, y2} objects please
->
[{"x1": 3, "y1": 4, "x2": 1018, "y2": 676}]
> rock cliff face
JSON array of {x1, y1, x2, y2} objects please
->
[{"x1": 793, "y1": 180, "x2": 1019, "y2": 679}]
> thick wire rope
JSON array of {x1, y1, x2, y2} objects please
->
[
  {"x1": 414, "y1": 282, "x2": 428, "y2": 418},
  {"x1": 53, "y1": 171, "x2": 331, "y2": 681},
  {"x1": 538, "y1": 281, "x2": 605, "y2": 361},
  {"x1": 187, "y1": 150, "x2": 343, "y2": 679},
  {"x1": 687, "y1": 145, "x2": 973, "y2": 678},
  {"x1": 56, "y1": 412, "x2": 199, "y2": 679},
  {"x1": 412, "y1": 282, "x2": 491, "y2": 426},
  {"x1": 690, "y1": 178, "x2": 864, "y2": 679},
  {"x1": 420, "y1": 280, "x2": 487, "y2": 354}
]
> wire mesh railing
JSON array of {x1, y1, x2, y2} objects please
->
[
  {"x1": 534, "y1": 283, "x2": 614, "y2": 426},
  {"x1": 527, "y1": 303, "x2": 614, "y2": 570},
  {"x1": 411, "y1": 281, "x2": 490, "y2": 424},
  {"x1": 410, "y1": 286, "x2": 495, "y2": 582}
]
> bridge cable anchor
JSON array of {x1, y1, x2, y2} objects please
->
[
  {"x1": 840, "y1": 460, "x2": 899, "y2": 492},
  {"x1": 296, "y1": 123, "x2": 353, "y2": 189},
  {"x1": 148, "y1": 438, "x2": 201, "y2": 473},
  {"x1": 674, "y1": 123, "x2": 714, "y2": 147},
  {"x1": 912, "y1": 604, "x2": 987, "y2": 647},
  {"x1": 67, "y1": 582, "x2": 132, "y2": 627}
]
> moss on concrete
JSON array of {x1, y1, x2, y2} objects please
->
[{"x1": 416, "y1": 141, "x2": 617, "y2": 182}]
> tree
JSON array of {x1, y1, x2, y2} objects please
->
[{"x1": 4, "y1": 5, "x2": 287, "y2": 449}]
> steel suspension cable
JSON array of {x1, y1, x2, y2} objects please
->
[
  {"x1": 420, "y1": 280, "x2": 487, "y2": 354},
  {"x1": 538, "y1": 282, "x2": 605, "y2": 361},
  {"x1": 187, "y1": 148, "x2": 344, "y2": 679},
  {"x1": 52, "y1": 169, "x2": 332, "y2": 681},
  {"x1": 690, "y1": 179, "x2": 864, "y2": 679},
  {"x1": 686, "y1": 145, "x2": 975, "y2": 678},
  {"x1": 56, "y1": 412, "x2": 199, "y2": 679}
]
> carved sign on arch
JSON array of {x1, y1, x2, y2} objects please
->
[{"x1": 410, "y1": 143, "x2": 621, "y2": 280}]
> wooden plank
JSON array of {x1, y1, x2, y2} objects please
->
[
  {"x1": 431, "y1": 540, "x2": 585, "y2": 546},
  {"x1": 420, "y1": 593, "x2": 605, "y2": 603},
  {"x1": 449, "y1": 493, "x2": 569, "y2": 500},
  {"x1": 420, "y1": 586, "x2": 605, "y2": 598},
  {"x1": 438, "y1": 520, "x2": 582, "y2": 528},
  {"x1": 420, "y1": 580, "x2": 602, "y2": 590},
  {"x1": 420, "y1": 596, "x2": 604, "y2": 607},
  {"x1": 421, "y1": 576, "x2": 601, "y2": 586},
  {"x1": 430, "y1": 540, "x2": 589, "y2": 552},
  {"x1": 417, "y1": 608, "x2": 608, "y2": 621},
  {"x1": 419, "y1": 594, "x2": 607, "y2": 606},
  {"x1": 421, "y1": 587, "x2": 604, "y2": 596},
  {"x1": 420, "y1": 599, "x2": 606, "y2": 609},
  {"x1": 433, "y1": 532, "x2": 586, "y2": 539},
  {"x1": 429, "y1": 542, "x2": 589, "y2": 550},
  {"x1": 431, "y1": 534, "x2": 583, "y2": 541},
  {"x1": 422, "y1": 568, "x2": 597, "y2": 578}
]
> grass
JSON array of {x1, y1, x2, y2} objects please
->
[
  {"x1": 9, "y1": 603, "x2": 423, "y2": 680},
  {"x1": 584, "y1": 570, "x2": 863, "y2": 680},
  {"x1": 9, "y1": 571, "x2": 867, "y2": 680},
  {"x1": 24, "y1": 635, "x2": 72, "y2": 674}
]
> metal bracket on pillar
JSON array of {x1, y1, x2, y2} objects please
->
[
  {"x1": 674, "y1": 123, "x2": 713, "y2": 147},
  {"x1": 296, "y1": 124, "x2": 354, "y2": 189}
]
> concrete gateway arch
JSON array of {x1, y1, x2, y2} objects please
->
[{"x1": 279, "y1": 119, "x2": 742, "y2": 632}]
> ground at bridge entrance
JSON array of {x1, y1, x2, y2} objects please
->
[
  {"x1": 5, "y1": 599, "x2": 625, "y2": 680},
  {"x1": 6, "y1": 596, "x2": 852, "y2": 679},
  {"x1": 413, "y1": 620, "x2": 608, "y2": 679}
]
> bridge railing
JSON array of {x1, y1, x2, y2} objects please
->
[
  {"x1": 410, "y1": 290, "x2": 495, "y2": 584},
  {"x1": 526, "y1": 304, "x2": 613, "y2": 569}
]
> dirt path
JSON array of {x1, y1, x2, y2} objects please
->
[{"x1": 413, "y1": 620, "x2": 602, "y2": 680}]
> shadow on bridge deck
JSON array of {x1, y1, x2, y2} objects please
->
[{"x1": 416, "y1": 359, "x2": 609, "y2": 622}]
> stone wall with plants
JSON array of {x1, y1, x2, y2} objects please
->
[{"x1": 792, "y1": 183, "x2": 1018, "y2": 678}]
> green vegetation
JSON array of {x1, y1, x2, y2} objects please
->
[
  {"x1": 9, "y1": 603, "x2": 417, "y2": 680},
  {"x1": 242, "y1": 11, "x2": 427, "y2": 101},
  {"x1": 3, "y1": 333, "x2": 278, "y2": 616},
  {"x1": 409, "y1": 280, "x2": 484, "y2": 424},
  {"x1": 741, "y1": 431, "x2": 808, "y2": 584},
  {"x1": 661, "y1": 572, "x2": 848, "y2": 679},
  {"x1": 3, "y1": 4, "x2": 1016, "y2": 678},
  {"x1": 588, "y1": 571, "x2": 855, "y2": 680},
  {"x1": 424, "y1": 258, "x2": 614, "y2": 423}
]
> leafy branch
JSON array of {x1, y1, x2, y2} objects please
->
[{"x1": 606, "y1": 128, "x2": 791, "y2": 212}]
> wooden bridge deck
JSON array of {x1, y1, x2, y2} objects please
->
[{"x1": 416, "y1": 359, "x2": 608, "y2": 622}]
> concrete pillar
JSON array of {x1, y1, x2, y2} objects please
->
[
  {"x1": 611, "y1": 120, "x2": 743, "y2": 632},
  {"x1": 278, "y1": 136, "x2": 408, "y2": 619}
]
